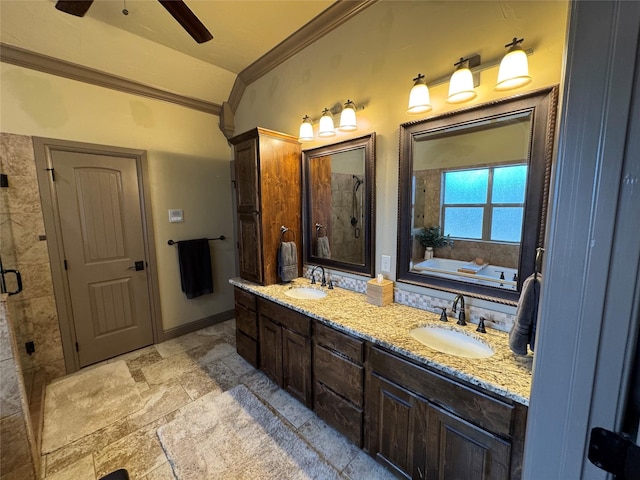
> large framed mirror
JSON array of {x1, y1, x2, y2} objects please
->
[
  {"x1": 303, "y1": 133, "x2": 376, "y2": 277},
  {"x1": 397, "y1": 87, "x2": 558, "y2": 304}
]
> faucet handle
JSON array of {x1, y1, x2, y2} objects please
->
[
  {"x1": 439, "y1": 308, "x2": 448, "y2": 322},
  {"x1": 328, "y1": 279, "x2": 334, "y2": 289},
  {"x1": 477, "y1": 316, "x2": 487, "y2": 333}
]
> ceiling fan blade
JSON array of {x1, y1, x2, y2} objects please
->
[
  {"x1": 157, "y1": 0, "x2": 213, "y2": 44},
  {"x1": 55, "y1": 0, "x2": 94, "y2": 17}
]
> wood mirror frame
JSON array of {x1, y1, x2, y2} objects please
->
[
  {"x1": 303, "y1": 133, "x2": 376, "y2": 277},
  {"x1": 397, "y1": 87, "x2": 558, "y2": 305}
]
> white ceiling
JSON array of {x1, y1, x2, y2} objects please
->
[{"x1": 74, "y1": 0, "x2": 335, "y2": 74}]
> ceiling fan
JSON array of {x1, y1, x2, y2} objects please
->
[{"x1": 54, "y1": 0, "x2": 214, "y2": 44}]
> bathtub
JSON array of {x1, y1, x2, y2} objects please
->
[{"x1": 411, "y1": 257, "x2": 518, "y2": 290}]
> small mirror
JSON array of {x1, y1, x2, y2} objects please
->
[
  {"x1": 398, "y1": 88, "x2": 558, "y2": 303},
  {"x1": 303, "y1": 133, "x2": 376, "y2": 276}
]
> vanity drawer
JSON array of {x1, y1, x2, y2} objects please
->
[
  {"x1": 314, "y1": 380, "x2": 363, "y2": 447},
  {"x1": 314, "y1": 322, "x2": 364, "y2": 364},
  {"x1": 314, "y1": 344, "x2": 364, "y2": 407},
  {"x1": 367, "y1": 345, "x2": 514, "y2": 437},
  {"x1": 234, "y1": 287, "x2": 257, "y2": 311},
  {"x1": 258, "y1": 298, "x2": 311, "y2": 337},
  {"x1": 236, "y1": 329, "x2": 258, "y2": 368},
  {"x1": 235, "y1": 304, "x2": 258, "y2": 339}
]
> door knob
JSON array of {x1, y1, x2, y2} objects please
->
[{"x1": 128, "y1": 261, "x2": 145, "y2": 271}]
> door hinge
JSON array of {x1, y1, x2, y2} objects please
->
[
  {"x1": 46, "y1": 168, "x2": 55, "y2": 181},
  {"x1": 588, "y1": 427, "x2": 640, "y2": 479},
  {"x1": 75, "y1": 341, "x2": 79, "y2": 352},
  {"x1": 64, "y1": 259, "x2": 68, "y2": 270}
]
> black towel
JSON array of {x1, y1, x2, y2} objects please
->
[
  {"x1": 177, "y1": 239, "x2": 213, "y2": 299},
  {"x1": 509, "y1": 273, "x2": 542, "y2": 355}
]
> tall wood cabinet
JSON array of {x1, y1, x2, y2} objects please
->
[{"x1": 230, "y1": 128, "x2": 302, "y2": 285}]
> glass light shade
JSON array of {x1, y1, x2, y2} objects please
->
[
  {"x1": 495, "y1": 48, "x2": 532, "y2": 91},
  {"x1": 447, "y1": 67, "x2": 477, "y2": 103},
  {"x1": 407, "y1": 77, "x2": 432, "y2": 115},
  {"x1": 298, "y1": 116, "x2": 314, "y2": 141},
  {"x1": 339, "y1": 100, "x2": 358, "y2": 131},
  {"x1": 318, "y1": 109, "x2": 336, "y2": 137}
]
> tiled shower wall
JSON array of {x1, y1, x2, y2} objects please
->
[
  {"x1": 0, "y1": 133, "x2": 65, "y2": 382},
  {"x1": 0, "y1": 299, "x2": 39, "y2": 480}
]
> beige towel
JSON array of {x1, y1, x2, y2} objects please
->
[
  {"x1": 317, "y1": 236, "x2": 331, "y2": 258},
  {"x1": 278, "y1": 241, "x2": 298, "y2": 282}
]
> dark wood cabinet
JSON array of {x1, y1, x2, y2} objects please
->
[
  {"x1": 230, "y1": 128, "x2": 302, "y2": 285},
  {"x1": 426, "y1": 403, "x2": 511, "y2": 480},
  {"x1": 233, "y1": 287, "x2": 527, "y2": 480},
  {"x1": 234, "y1": 288, "x2": 259, "y2": 367},
  {"x1": 366, "y1": 345, "x2": 525, "y2": 480},
  {"x1": 258, "y1": 297, "x2": 312, "y2": 407},
  {"x1": 313, "y1": 322, "x2": 365, "y2": 446},
  {"x1": 367, "y1": 372, "x2": 428, "y2": 479}
]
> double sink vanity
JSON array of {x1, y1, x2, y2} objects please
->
[
  {"x1": 230, "y1": 277, "x2": 532, "y2": 480},
  {"x1": 228, "y1": 88, "x2": 558, "y2": 479}
]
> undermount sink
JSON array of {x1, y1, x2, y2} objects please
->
[
  {"x1": 410, "y1": 325, "x2": 494, "y2": 358},
  {"x1": 284, "y1": 287, "x2": 327, "y2": 300}
]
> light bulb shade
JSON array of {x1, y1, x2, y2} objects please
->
[
  {"x1": 298, "y1": 116, "x2": 314, "y2": 141},
  {"x1": 447, "y1": 67, "x2": 477, "y2": 103},
  {"x1": 339, "y1": 101, "x2": 358, "y2": 131},
  {"x1": 407, "y1": 77, "x2": 432, "y2": 115},
  {"x1": 495, "y1": 48, "x2": 532, "y2": 91},
  {"x1": 318, "y1": 109, "x2": 336, "y2": 137}
]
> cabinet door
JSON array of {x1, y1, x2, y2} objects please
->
[
  {"x1": 426, "y1": 404, "x2": 511, "y2": 480},
  {"x1": 367, "y1": 373, "x2": 428, "y2": 479},
  {"x1": 259, "y1": 315, "x2": 283, "y2": 386},
  {"x1": 238, "y1": 212, "x2": 262, "y2": 284},
  {"x1": 282, "y1": 328, "x2": 312, "y2": 408},
  {"x1": 234, "y1": 139, "x2": 259, "y2": 213}
]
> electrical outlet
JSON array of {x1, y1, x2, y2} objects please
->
[{"x1": 381, "y1": 255, "x2": 391, "y2": 273}]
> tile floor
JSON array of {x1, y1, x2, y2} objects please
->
[{"x1": 39, "y1": 319, "x2": 395, "y2": 480}]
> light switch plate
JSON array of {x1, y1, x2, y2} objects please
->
[
  {"x1": 168, "y1": 209, "x2": 184, "y2": 223},
  {"x1": 381, "y1": 255, "x2": 391, "y2": 273}
]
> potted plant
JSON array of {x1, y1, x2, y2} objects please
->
[{"x1": 419, "y1": 225, "x2": 452, "y2": 259}]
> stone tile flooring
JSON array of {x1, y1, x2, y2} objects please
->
[{"x1": 40, "y1": 319, "x2": 395, "y2": 480}]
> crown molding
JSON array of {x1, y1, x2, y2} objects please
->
[{"x1": 0, "y1": 43, "x2": 222, "y2": 116}]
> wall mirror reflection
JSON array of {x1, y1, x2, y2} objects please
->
[
  {"x1": 303, "y1": 133, "x2": 375, "y2": 277},
  {"x1": 397, "y1": 88, "x2": 558, "y2": 304}
]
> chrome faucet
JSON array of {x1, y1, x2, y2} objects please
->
[
  {"x1": 310, "y1": 265, "x2": 327, "y2": 287},
  {"x1": 451, "y1": 294, "x2": 467, "y2": 326}
]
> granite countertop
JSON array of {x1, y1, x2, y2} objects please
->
[{"x1": 229, "y1": 277, "x2": 533, "y2": 406}]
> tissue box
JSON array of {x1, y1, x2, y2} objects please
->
[{"x1": 367, "y1": 278, "x2": 394, "y2": 306}]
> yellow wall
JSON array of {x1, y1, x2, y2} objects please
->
[
  {"x1": 234, "y1": 0, "x2": 568, "y2": 291},
  {"x1": 1, "y1": 63, "x2": 236, "y2": 332}
]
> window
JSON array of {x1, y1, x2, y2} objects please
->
[{"x1": 442, "y1": 164, "x2": 527, "y2": 243}]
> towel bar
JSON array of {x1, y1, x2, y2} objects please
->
[
  {"x1": 168, "y1": 236, "x2": 225, "y2": 246},
  {"x1": 280, "y1": 226, "x2": 295, "y2": 242},
  {"x1": 315, "y1": 223, "x2": 327, "y2": 238}
]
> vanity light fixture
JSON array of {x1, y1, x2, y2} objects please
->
[
  {"x1": 318, "y1": 108, "x2": 336, "y2": 137},
  {"x1": 495, "y1": 37, "x2": 532, "y2": 91},
  {"x1": 407, "y1": 73, "x2": 432, "y2": 115},
  {"x1": 338, "y1": 100, "x2": 358, "y2": 132},
  {"x1": 447, "y1": 56, "x2": 480, "y2": 104},
  {"x1": 298, "y1": 115, "x2": 314, "y2": 141}
]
